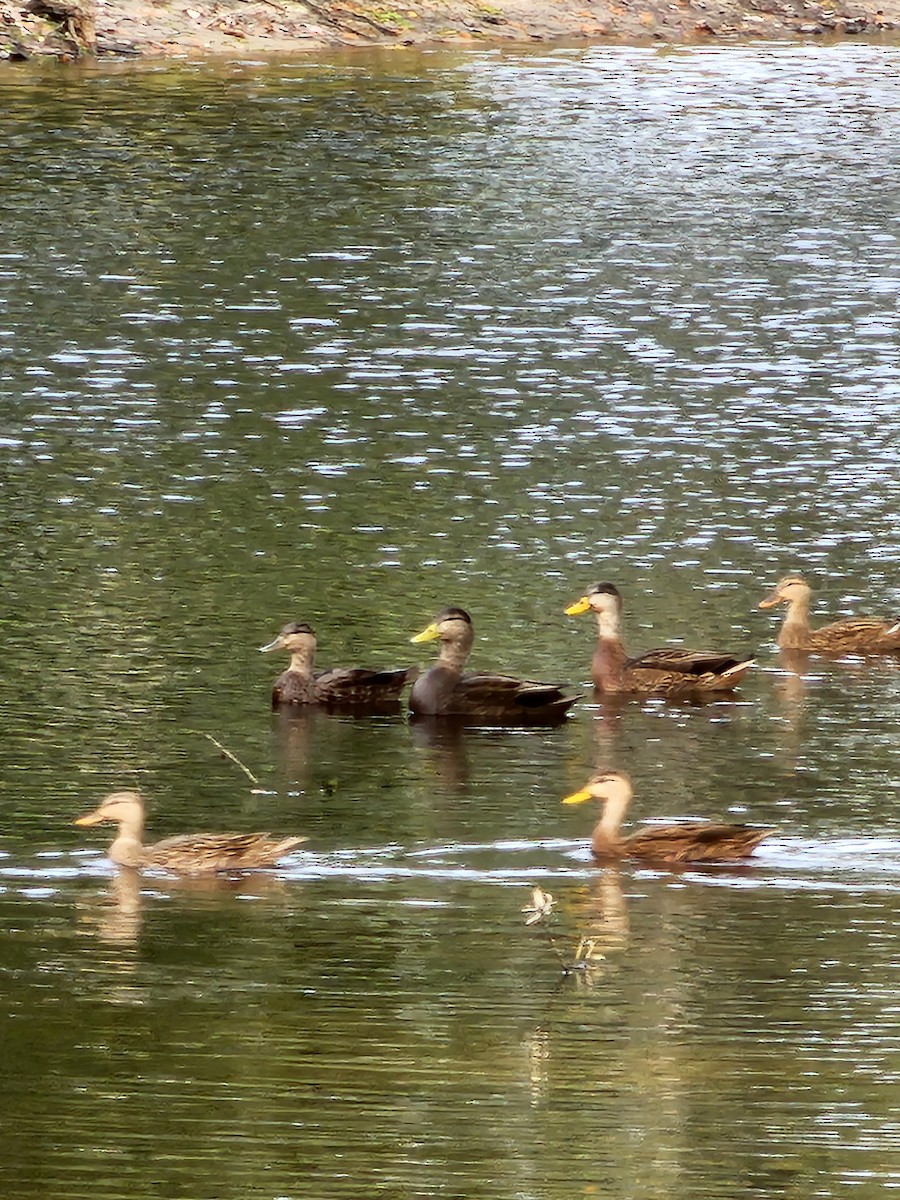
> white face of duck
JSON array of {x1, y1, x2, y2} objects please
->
[
  {"x1": 565, "y1": 583, "x2": 623, "y2": 634},
  {"x1": 410, "y1": 608, "x2": 473, "y2": 646}
]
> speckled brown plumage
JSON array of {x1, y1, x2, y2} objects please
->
[
  {"x1": 759, "y1": 576, "x2": 900, "y2": 654},
  {"x1": 75, "y1": 792, "x2": 306, "y2": 874},
  {"x1": 563, "y1": 771, "x2": 773, "y2": 865},
  {"x1": 261, "y1": 621, "x2": 416, "y2": 708},
  {"x1": 566, "y1": 583, "x2": 753, "y2": 698}
]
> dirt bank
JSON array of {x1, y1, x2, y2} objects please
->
[{"x1": 1, "y1": 0, "x2": 898, "y2": 63}]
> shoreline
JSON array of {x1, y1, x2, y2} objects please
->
[{"x1": 2, "y1": 0, "x2": 899, "y2": 63}]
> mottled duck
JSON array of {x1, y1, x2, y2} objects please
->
[
  {"x1": 759, "y1": 576, "x2": 900, "y2": 655},
  {"x1": 260, "y1": 621, "x2": 416, "y2": 707},
  {"x1": 563, "y1": 771, "x2": 773, "y2": 864},
  {"x1": 565, "y1": 582, "x2": 753, "y2": 698},
  {"x1": 75, "y1": 791, "x2": 306, "y2": 874}
]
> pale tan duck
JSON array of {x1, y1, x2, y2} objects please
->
[
  {"x1": 565, "y1": 582, "x2": 753, "y2": 698},
  {"x1": 260, "y1": 621, "x2": 416, "y2": 708},
  {"x1": 409, "y1": 606, "x2": 578, "y2": 722},
  {"x1": 759, "y1": 576, "x2": 900, "y2": 655},
  {"x1": 563, "y1": 771, "x2": 774, "y2": 865},
  {"x1": 75, "y1": 791, "x2": 306, "y2": 874}
]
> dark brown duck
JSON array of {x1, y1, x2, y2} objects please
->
[
  {"x1": 409, "y1": 606, "x2": 578, "y2": 722},
  {"x1": 260, "y1": 621, "x2": 416, "y2": 708}
]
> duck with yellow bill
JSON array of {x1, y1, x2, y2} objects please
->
[
  {"x1": 565, "y1": 582, "x2": 753, "y2": 698},
  {"x1": 409, "y1": 606, "x2": 578, "y2": 722},
  {"x1": 562, "y1": 771, "x2": 773, "y2": 865}
]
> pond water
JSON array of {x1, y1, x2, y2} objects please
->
[{"x1": 2, "y1": 41, "x2": 900, "y2": 1200}]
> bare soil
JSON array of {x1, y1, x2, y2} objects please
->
[{"x1": 1, "y1": 0, "x2": 898, "y2": 64}]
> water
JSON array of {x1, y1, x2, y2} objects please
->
[{"x1": 2, "y1": 42, "x2": 900, "y2": 1199}]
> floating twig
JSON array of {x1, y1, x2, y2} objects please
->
[{"x1": 201, "y1": 733, "x2": 260, "y2": 786}]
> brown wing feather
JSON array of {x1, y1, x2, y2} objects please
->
[
  {"x1": 628, "y1": 647, "x2": 750, "y2": 675},
  {"x1": 450, "y1": 673, "x2": 578, "y2": 720},
  {"x1": 624, "y1": 822, "x2": 773, "y2": 863},
  {"x1": 145, "y1": 832, "x2": 306, "y2": 873},
  {"x1": 623, "y1": 649, "x2": 754, "y2": 696},
  {"x1": 811, "y1": 617, "x2": 900, "y2": 654},
  {"x1": 314, "y1": 666, "x2": 417, "y2": 705}
]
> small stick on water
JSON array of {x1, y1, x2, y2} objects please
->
[
  {"x1": 202, "y1": 733, "x2": 260, "y2": 786},
  {"x1": 539, "y1": 922, "x2": 570, "y2": 971}
]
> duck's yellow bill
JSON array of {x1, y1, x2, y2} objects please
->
[
  {"x1": 757, "y1": 592, "x2": 781, "y2": 610},
  {"x1": 562, "y1": 788, "x2": 593, "y2": 805},
  {"x1": 411, "y1": 623, "x2": 441, "y2": 644},
  {"x1": 74, "y1": 810, "x2": 103, "y2": 827},
  {"x1": 564, "y1": 597, "x2": 591, "y2": 616}
]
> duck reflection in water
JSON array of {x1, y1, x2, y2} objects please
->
[
  {"x1": 270, "y1": 705, "x2": 321, "y2": 791},
  {"x1": 523, "y1": 870, "x2": 630, "y2": 986},
  {"x1": 76, "y1": 867, "x2": 144, "y2": 952},
  {"x1": 523, "y1": 869, "x2": 632, "y2": 1101},
  {"x1": 77, "y1": 867, "x2": 299, "y2": 959},
  {"x1": 408, "y1": 715, "x2": 472, "y2": 790},
  {"x1": 771, "y1": 647, "x2": 813, "y2": 775}
]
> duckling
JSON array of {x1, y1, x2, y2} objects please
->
[
  {"x1": 759, "y1": 576, "x2": 900, "y2": 654},
  {"x1": 563, "y1": 771, "x2": 773, "y2": 864},
  {"x1": 75, "y1": 791, "x2": 306, "y2": 874},
  {"x1": 565, "y1": 583, "x2": 753, "y2": 698},
  {"x1": 260, "y1": 621, "x2": 416, "y2": 708},
  {"x1": 409, "y1": 606, "x2": 578, "y2": 722}
]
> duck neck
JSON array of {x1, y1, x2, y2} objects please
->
[
  {"x1": 109, "y1": 812, "x2": 145, "y2": 869},
  {"x1": 437, "y1": 632, "x2": 472, "y2": 673},
  {"x1": 592, "y1": 792, "x2": 633, "y2": 859},
  {"x1": 594, "y1": 607, "x2": 621, "y2": 642},
  {"x1": 288, "y1": 645, "x2": 316, "y2": 677},
  {"x1": 779, "y1": 595, "x2": 811, "y2": 648},
  {"x1": 595, "y1": 796, "x2": 628, "y2": 844},
  {"x1": 592, "y1": 609, "x2": 628, "y2": 689}
]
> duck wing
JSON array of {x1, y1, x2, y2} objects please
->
[
  {"x1": 144, "y1": 832, "x2": 307, "y2": 874},
  {"x1": 627, "y1": 647, "x2": 752, "y2": 676},
  {"x1": 314, "y1": 665, "x2": 418, "y2": 705},
  {"x1": 811, "y1": 616, "x2": 900, "y2": 653},
  {"x1": 624, "y1": 821, "x2": 773, "y2": 863},
  {"x1": 622, "y1": 647, "x2": 754, "y2": 696},
  {"x1": 450, "y1": 672, "x2": 579, "y2": 720}
]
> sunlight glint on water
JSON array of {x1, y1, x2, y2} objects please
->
[{"x1": 1, "y1": 42, "x2": 900, "y2": 1200}]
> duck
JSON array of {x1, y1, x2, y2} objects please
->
[
  {"x1": 75, "y1": 791, "x2": 307, "y2": 874},
  {"x1": 260, "y1": 621, "x2": 417, "y2": 708},
  {"x1": 563, "y1": 771, "x2": 773, "y2": 864},
  {"x1": 758, "y1": 576, "x2": 900, "y2": 655},
  {"x1": 409, "y1": 606, "x2": 578, "y2": 721},
  {"x1": 565, "y1": 582, "x2": 753, "y2": 698}
]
